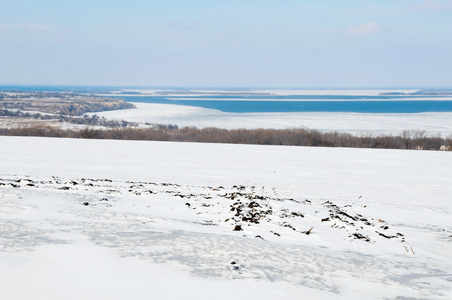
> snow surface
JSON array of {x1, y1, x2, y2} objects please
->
[
  {"x1": 90, "y1": 102, "x2": 452, "y2": 136},
  {"x1": 1, "y1": 136, "x2": 451, "y2": 299}
]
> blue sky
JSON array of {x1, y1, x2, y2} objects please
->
[{"x1": 0, "y1": 0, "x2": 451, "y2": 87}]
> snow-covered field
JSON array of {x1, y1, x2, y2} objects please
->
[
  {"x1": 1, "y1": 136, "x2": 451, "y2": 299},
  {"x1": 91, "y1": 102, "x2": 452, "y2": 136}
]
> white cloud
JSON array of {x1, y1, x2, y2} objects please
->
[
  {"x1": 345, "y1": 22, "x2": 382, "y2": 35},
  {"x1": 416, "y1": 0, "x2": 452, "y2": 10}
]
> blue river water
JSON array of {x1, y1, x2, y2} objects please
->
[{"x1": 113, "y1": 95, "x2": 452, "y2": 113}]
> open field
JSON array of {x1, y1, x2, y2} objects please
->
[{"x1": 1, "y1": 136, "x2": 451, "y2": 299}]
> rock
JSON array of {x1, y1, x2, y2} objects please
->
[
  {"x1": 233, "y1": 225, "x2": 242, "y2": 231},
  {"x1": 350, "y1": 233, "x2": 371, "y2": 242},
  {"x1": 291, "y1": 211, "x2": 304, "y2": 217},
  {"x1": 302, "y1": 227, "x2": 313, "y2": 235}
]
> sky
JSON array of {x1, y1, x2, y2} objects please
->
[{"x1": 0, "y1": 0, "x2": 451, "y2": 88}]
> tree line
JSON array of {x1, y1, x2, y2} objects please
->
[{"x1": 0, "y1": 126, "x2": 450, "y2": 151}]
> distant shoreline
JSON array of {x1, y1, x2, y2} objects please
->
[
  {"x1": 90, "y1": 102, "x2": 452, "y2": 137},
  {"x1": 109, "y1": 96, "x2": 452, "y2": 114}
]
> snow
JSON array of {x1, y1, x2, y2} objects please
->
[
  {"x1": 1, "y1": 136, "x2": 451, "y2": 299},
  {"x1": 90, "y1": 102, "x2": 452, "y2": 136}
]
